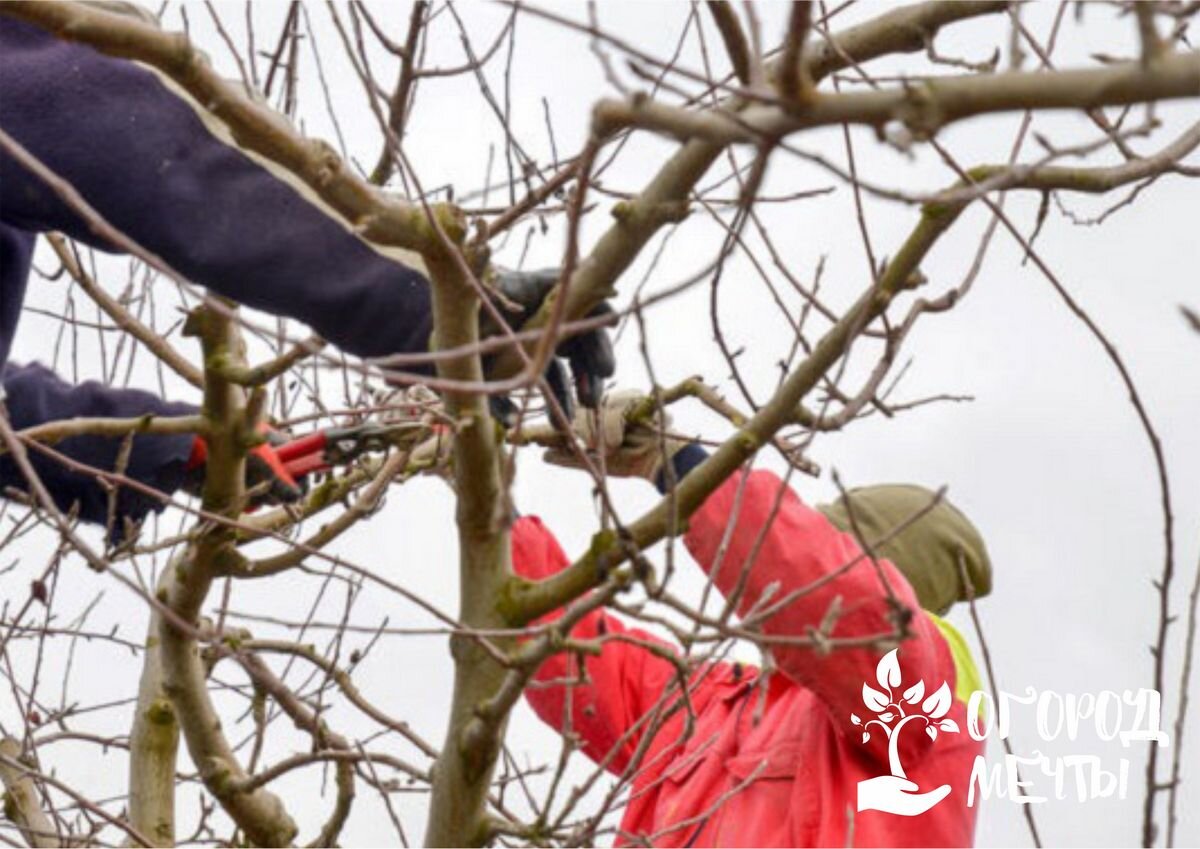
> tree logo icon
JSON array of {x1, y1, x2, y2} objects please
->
[{"x1": 852, "y1": 648, "x2": 958, "y2": 816}]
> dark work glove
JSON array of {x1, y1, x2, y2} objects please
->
[
  {"x1": 183, "y1": 425, "x2": 305, "y2": 508},
  {"x1": 485, "y1": 268, "x2": 616, "y2": 423}
]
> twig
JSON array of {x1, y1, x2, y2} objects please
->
[
  {"x1": 46, "y1": 234, "x2": 202, "y2": 388},
  {"x1": 367, "y1": 1, "x2": 428, "y2": 186},
  {"x1": 957, "y1": 558, "x2": 1043, "y2": 846},
  {"x1": 777, "y1": 2, "x2": 814, "y2": 103},
  {"x1": 704, "y1": 2, "x2": 751, "y2": 85}
]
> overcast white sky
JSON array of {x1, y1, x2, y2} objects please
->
[{"x1": 4, "y1": 2, "x2": 1199, "y2": 847}]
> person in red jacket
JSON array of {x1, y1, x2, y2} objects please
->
[{"x1": 513, "y1": 392, "x2": 994, "y2": 847}]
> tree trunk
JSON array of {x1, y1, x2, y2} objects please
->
[
  {"x1": 421, "y1": 252, "x2": 513, "y2": 847},
  {"x1": 127, "y1": 590, "x2": 179, "y2": 847}
]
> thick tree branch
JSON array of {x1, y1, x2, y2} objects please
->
[
  {"x1": 777, "y1": 2, "x2": 814, "y2": 104},
  {"x1": 593, "y1": 50, "x2": 1200, "y2": 145},
  {"x1": 933, "y1": 119, "x2": 1200, "y2": 203},
  {"x1": 0, "y1": 738, "x2": 58, "y2": 849},
  {"x1": 1, "y1": 741, "x2": 149, "y2": 847},
  {"x1": 704, "y1": 2, "x2": 752, "y2": 86},
  {"x1": 803, "y1": 1, "x2": 1008, "y2": 81},
  {"x1": 127, "y1": 604, "x2": 179, "y2": 847},
  {"x1": 209, "y1": 336, "x2": 326, "y2": 386},
  {"x1": 157, "y1": 303, "x2": 298, "y2": 847},
  {"x1": 13, "y1": 414, "x2": 206, "y2": 449}
]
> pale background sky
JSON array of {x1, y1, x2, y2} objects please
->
[{"x1": 3, "y1": 2, "x2": 1199, "y2": 847}]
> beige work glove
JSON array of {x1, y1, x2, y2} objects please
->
[{"x1": 543, "y1": 390, "x2": 687, "y2": 482}]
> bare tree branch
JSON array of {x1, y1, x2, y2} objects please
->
[
  {"x1": 593, "y1": 50, "x2": 1200, "y2": 145},
  {"x1": 156, "y1": 303, "x2": 298, "y2": 847},
  {"x1": 704, "y1": 2, "x2": 752, "y2": 86},
  {"x1": 0, "y1": 738, "x2": 58, "y2": 849}
]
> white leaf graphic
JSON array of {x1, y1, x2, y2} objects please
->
[
  {"x1": 862, "y1": 683, "x2": 889, "y2": 713},
  {"x1": 879, "y1": 711, "x2": 895, "y2": 723},
  {"x1": 922, "y1": 681, "x2": 952, "y2": 719},
  {"x1": 850, "y1": 713, "x2": 862, "y2": 726},
  {"x1": 862, "y1": 731, "x2": 870, "y2": 744},
  {"x1": 903, "y1": 680, "x2": 925, "y2": 704},
  {"x1": 926, "y1": 725, "x2": 938, "y2": 741},
  {"x1": 938, "y1": 718, "x2": 960, "y2": 733},
  {"x1": 877, "y1": 648, "x2": 901, "y2": 690}
]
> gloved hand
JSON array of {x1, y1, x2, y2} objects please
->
[
  {"x1": 184, "y1": 424, "x2": 304, "y2": 507},
  {"x1": 485, "y1": 268, "x2": 616, "y2": 423},
  {"x1": 543, "y1": 389, "x2": 688, "y2": 481}
]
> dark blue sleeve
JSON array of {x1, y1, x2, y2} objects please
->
[
  {"x1": 0, "y1": 362, "x2": 196, "y2": 533},
  {"x1": 0, "y1": 222, "x2": 34, "y2": 369},
  {"x1": 0, "y1": 16, "x2": 433, "y2": 362},
  {"x1": 1, "y1": 223, "x2": 194, "y2": 533},
  {"x1": 654, "y1": 442, "x2": 708, "y2": 493}
]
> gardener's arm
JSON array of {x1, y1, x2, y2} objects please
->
[
  {"x1": 0, "y1": 362, "x2": 196, "y2": 529},
  {"x1": 675, "y1": 458, "x2": 954, "y2": 766},
  {"x1": 513, "y1": 515, "x2": 746, "y2": 778},
  {"x1": 544, "y1": 392, "x2": 956, "y2": 767},
  {"x1": 0, "y1": 15, "x2": 432, "y2": 361},
  {"x1": 511, "y1": 516, "x2": 695, "y2": 775},
  {"x1": 0, "y1": 361, "x2": 303, "y2": 533}
]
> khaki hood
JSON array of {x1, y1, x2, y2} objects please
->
[{"x1": 818, "y1": 485, "x2": 992, "y2": 615}]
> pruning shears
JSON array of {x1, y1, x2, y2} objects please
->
[{"x1": 273, "y1": 423, "x2": 420, "y2": 480}]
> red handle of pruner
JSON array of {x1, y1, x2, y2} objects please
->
[
  {"x1": 275, "y1": 430, "x2": 330, "y2": 479},
  {"x1": 284, "y1": 452, "x2": 332, "y2": 478},
  {"x1": 275, "y1": 430, "x2": 326, "y2": 462}
]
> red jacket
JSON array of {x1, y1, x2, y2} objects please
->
[{"x1": 513, "y1": 469, "x2": 983, "y2": 847}]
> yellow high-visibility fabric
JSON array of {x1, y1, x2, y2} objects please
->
[{"x1": 928, "y1": 613, "x2": 982, "y2": 706}]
